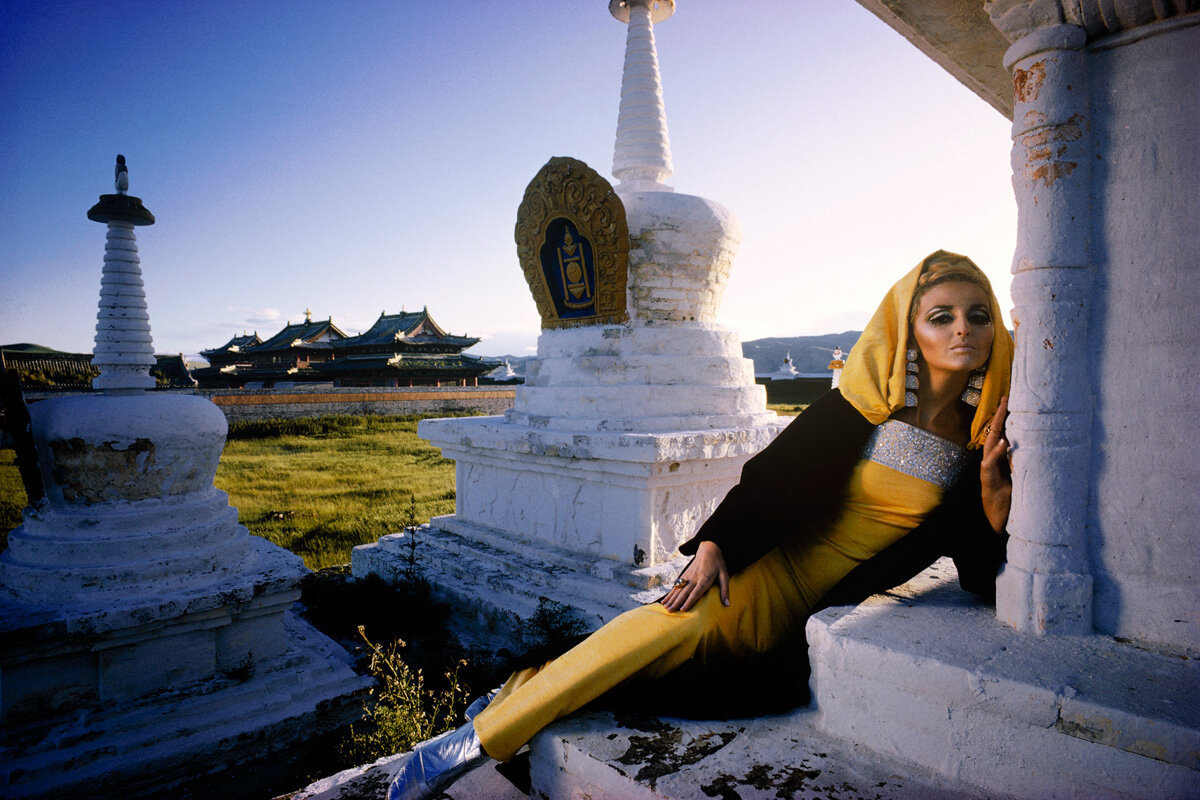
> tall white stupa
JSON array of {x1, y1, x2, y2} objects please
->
[
  {"x1": 0, "y1": 157, "x2": 371, "y2": 799},
  {"x1": 355, "y1": 0, "x2": 785, "y2": 643}
]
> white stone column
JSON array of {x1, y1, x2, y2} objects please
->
[
  {"x1": 611, "y1": 0, "x2": 675, "y2": 192},
  {"x1": 990, "y1": 18, "x2": 1095, "y2": 634}
]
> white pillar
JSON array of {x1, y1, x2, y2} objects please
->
[{"x1": 992, "y1": 21, "x2": 1095, "y2": 635}]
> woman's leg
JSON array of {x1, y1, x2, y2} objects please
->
[{"x1": 474, "y1": 545, "x2": 813, "y2": 761}]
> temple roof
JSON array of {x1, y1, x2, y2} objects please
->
[
  {"x1": 252, "y1": 318, "x2": 348, "y2": 352},
  {"x1": 334, "y1": 309, "x2": 480, "y2": 349},
  {"x1": 201, "y1": 332, "x2": 263, "y2": 358},
  {"x1": 201, "y1": 308, "x2": 481, "y2": 379}
]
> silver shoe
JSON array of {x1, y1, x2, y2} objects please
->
[
  {"x1": 464, "y1": 686, "x2": 501, "y2": 722},
  {"x1": 386, "y1": 721, "x2": 486, "y2": 800}
]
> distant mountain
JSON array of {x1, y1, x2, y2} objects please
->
[
  {"x1": 480, "y1": 333, "x2": 863, "y2": 377},
  {"x1": 742, "y1": 331, "x2": 861, "y2": 375}
]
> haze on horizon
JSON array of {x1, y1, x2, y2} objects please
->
[{"x1": 1, "y1": 1, "x2": 1016, "y2": 360}]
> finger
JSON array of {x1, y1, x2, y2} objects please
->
[
  {"x1": 995, "y1": 439, "x2": 1010, "y2": 471},
  {"x1": 982, "y1": 440, "x2": 1004, "y2": 467},
  {"x1": 677, "y1": 574, "x2": 714, "y2": 613},
  {"x1": 679, "y1": 585, "x2": 702, "y2": 613},
  {"x1": 992, "y1": 395, "x2": 1009, "y2": 434},
  {"x1": 664, "y1": 578, "x2": 700, "y2": 612},
  {"x1": 985, "y1": 411, "x2": 1002, "y2": 451},
  {"x1": 718, "y1": 566, "x2": 730, "y2": 607},
  {"x1": 660, "y1": 562, "x2": 697, "y2": 606}
]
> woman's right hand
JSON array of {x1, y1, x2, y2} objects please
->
[{"x1": 660, "y1": 540, "x2": 730, "y2": 613}]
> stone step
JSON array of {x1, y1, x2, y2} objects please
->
[
  {"x1": 12, "y1": 488, "x2": 234, "y2": 538},
  {"x1": 362, "y1": 541, "x2": 627, "y2": 642},
  {"x1": 806, "y1": 565, "x2": 1200, "y2": 800},
  {"x1": 393, "y1": 538, "x2": 671, "y2": 620},
  {"x1": 512, "y1": 383, "x2": 766, "y2": 422},
  {"x1": 531, "y1": 324, "x2": 744, "y2": 360},
  {"x1": 528, "y1": 353, "x2": 755, "y2": 387},
  {"x1": 501, "y1": 408, "x2": 778, "y2": 433}
]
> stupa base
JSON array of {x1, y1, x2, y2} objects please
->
[
  {"x1": 416, "y1": 414, "x2": 784, "y2": 567},
  {"x1": 0, "y1": 538, "x2": 373, "y2": 799}
]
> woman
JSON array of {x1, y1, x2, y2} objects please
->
[{"x1": 388, "y1": 250, "x2": 1015, "y2": 800}]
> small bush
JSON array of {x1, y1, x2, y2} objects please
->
[{"x1": 339, "y1": 627, "x2": 469, "y2": 764}]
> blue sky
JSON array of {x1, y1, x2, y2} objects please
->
[{"x1": 1, "y1": 1, "x2": 1016, "y2": 358}]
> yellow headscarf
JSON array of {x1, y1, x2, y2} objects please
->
[{"x1": 838, "y1": 250, "x2": 1013, "y2": 449}]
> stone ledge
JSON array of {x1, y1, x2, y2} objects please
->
[
  {"x1": 284, "y1": 742, "x2": 526, "y2": 800},
  {"x1": 808, "y1": 561, "x2": 1200, "y2": 799},
  {"x1": 529, "y1": 709, "x2": 976, "y2": 799}
]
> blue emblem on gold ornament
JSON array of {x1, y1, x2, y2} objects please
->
[{"x1": 515, "y1": 157, "x2": 629, "y2": 329}]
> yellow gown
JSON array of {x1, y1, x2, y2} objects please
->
[{"x1": 473, "y1": 420, "x2": 969, "y2": 761}]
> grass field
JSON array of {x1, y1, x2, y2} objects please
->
[
  {"x1": 0, "y1": 449, "x2": 25, "y2": 550},
  {"x1": 214, "y1": 414, "x2": 457, "y2": 570}
]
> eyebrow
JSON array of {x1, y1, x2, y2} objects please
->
[{"x1": 926, "y1": 303, "x2": 990, "y2": 311}]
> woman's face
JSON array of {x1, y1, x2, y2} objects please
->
[{"x1": 911, "y1": 281, "x2": 994, "y2": 379}]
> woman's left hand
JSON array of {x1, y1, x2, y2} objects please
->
[{"x1": 981, "y1": 395, "x2": 1012, "y2": 533}]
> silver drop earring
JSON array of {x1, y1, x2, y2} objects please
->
[
  {"x1": 961, "y1": 365, "x2": 986, "y2": 407},
  {"x1": 905, "y1": 346, "x2": 919, "y2": 407}
]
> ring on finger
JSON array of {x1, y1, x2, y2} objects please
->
[{"x1": 672, "y1": 578, "x2": 689, "y2": 589}]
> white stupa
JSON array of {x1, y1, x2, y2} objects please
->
[
  {"x1": 486, "y1": 359, "x2": 520, "y2": 382},
  {"x1": 0, "y1": 158, "x2": 371, "y2": 798},
  {"x1": 829, "y1": 345, "x2": 845, "y2": 388},
  {"x1": 355, "y1": 0, "x2": 785, "y2": 643},
  {"x1": 770, "y1": 351, "x2": 800, "y2": 380}
]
